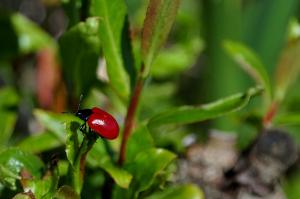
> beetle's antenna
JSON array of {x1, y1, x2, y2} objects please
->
[{"x1": 77, "y1": 94, "x2": 83, "y2": 112}]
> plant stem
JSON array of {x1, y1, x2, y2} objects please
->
[
  {"x1": 118, "y1": 77, "x2": 144, "y2": 165},
  {"x1": 71, "y1": 135, "x2": 96, "y2": 195}
]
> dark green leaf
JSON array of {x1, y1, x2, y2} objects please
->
[
  {"x1": 141, "y1": 0, "x2": 180, "y2": 77},
  {"x1": 59, "y1": 17, "x2": 101, "y2": 96},
  {"x1": 90, "y1": 0, "x2": 130, "y2": 100},
  {"x1": 148, "y1": 87, "x2": 262, "y2": 128},
  {"x1": 0, "y1": 87, "x2": 19, "y2": 148},
  {"x1": 145, "y1": 184, "x2": 204, "y2": 199},
  {"x1": 0, "y1": 12, "x2": 55, "y2": 59},
  {"x1": 223, "y1": 40, "x2": 271, "y2": 101},
  {"x1": 87, "y1": 141, "x2": 132, "y2": 188},
  {"x1": 0, "y1": 148, "x2": 44, "y2": 190},
  {"x1": 125, "y1": 125, "x2": 154, "y2": 164},
  {"x1": 127, "y1": 148, "x2": 176, "y2": 197}
]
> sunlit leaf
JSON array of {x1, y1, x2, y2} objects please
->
[
  {"x1": 223, "y1": 40, "x2": 271, "y2": 101},
  {"x1": 33, "y1": 109, "x2": 81, "y2": 142},
  {"x1": 145, "y1": 184, "x2": 204, "y2": 199},
  {"x1": 148, "y1": 87, "x2": 262, "y2": 129},
  {"x1": 275, "y1": 39, "x2": 300, "y2": 102},
  {"x1": 141, "y1": 0, "x2": 180, "y2": 77},
  {"x1": 90, "y1": 0, "x2": 130, "y2": 100}
]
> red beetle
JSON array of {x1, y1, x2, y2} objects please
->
[{"x1": 75, "y1": 107, "x2": 119, "y2": 140}]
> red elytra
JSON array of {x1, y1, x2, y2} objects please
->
[{"x1": 75, "y1": 107, "x2": 119, "y2": 140}]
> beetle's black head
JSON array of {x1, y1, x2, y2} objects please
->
[{"x1": 75, "y1": 109, "x2": 92, "y2": 121}]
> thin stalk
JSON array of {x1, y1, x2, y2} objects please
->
[
  {"x1": 118, "y1": 76, "x2": 144, "y2": 165},
  {"x1": 69, "y1": 135, "x2": 96, "y2": 195}
]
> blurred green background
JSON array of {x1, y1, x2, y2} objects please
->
[{"x1": 1, "y1": 0, "x2": 300, "y2": 198}]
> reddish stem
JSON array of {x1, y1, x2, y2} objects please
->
[
  {"x1": 118, "y1": 78, "x2": 144, "y2": 165},
  {"x1": 263, "y1": 101, "x2": 278, "y2": 128}
]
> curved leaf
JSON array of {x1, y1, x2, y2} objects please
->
[
  {"x1": 87, "y1": 141, "x2": 132, "y2": 189},
  {"x1": 90, "y1": 0, "x2": 130, "y2": 100},
  {"x1": 148, "y1": 87, "x2": 262, "y2": 128},
  {"x1": 141, "y1": 0, "x2": 180, "y2": 77},
  {"x1": 223, "y1": 40, "x2": 271, "y2": 101},
  {"x1": 145, "y1": 184, "x2": 204, "y2": 199}
]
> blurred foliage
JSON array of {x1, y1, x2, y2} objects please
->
[{"x1": 0, "y1": 0, "x2": 300, "y2": 198}]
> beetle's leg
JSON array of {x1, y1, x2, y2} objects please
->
[{"x1": 80, "y1": 123, "x2": 86, "y2": 133}]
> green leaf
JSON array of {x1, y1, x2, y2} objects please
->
[
  {"x1": 12, "y1": 14, "x2": 56, "y2": 54},
  {"x1": 275, "y1": 39, "x2": 300, "y2": 102},
  {"x1": 151, "y1": 38, "x2": 203, "y2": 78},
  {"x1": 17, "y1": 131, "x2": 62, "y2": 154},
  {"x1": 22, "y1": 168, "x2": 59, "y2": 199},
  {"x1": 125, "y1": 125, "x2": 154, "y2": 164},
  {"x1": 148, "y1": 87, "x2": 262, "y2": 128},
  {"x1": 223, "y1": 40, "x2": 271, "y2": 101},
  {"x1": 274, "y1": 113, "x2": 300, "y2": 126},
  {"x1": 59, "y1": 17, "x2": 101, "y2": 96},
  {"x1": 141, "y1": 0, "x2": 180, "y2": 77},
  {"x1": 65, "y1": 122, "x2": 80, "y2": 166},
  {"x1": 12, "y1": 193, "x2": 33, "y2": 199},
  {"x1": 54, "y1": 185, "x2": 80, "y2": 199},
  {"x1": 0, "y1": 148, "x2": 44, "y2": 190},
  {"x1": 33, "y1": 109, "x2": 81, "y2": 143},
  {"x1": 145, "y1": 184, "x2": 204, "y2": 199},
  {"x1": 0, "y1": 87, "x2": 19, "y2": 148},
  {"x1": 0, "y1": 164, "x2": 20, "y2": 190},
  {"x1": 87, "y1": 141, "x2": 132, "y2": 189},
  {"x1": 127, "y1": 148, "x2": 176, "y2": 197},
  {"x1": 90, "y1": 0, "x2": 130, "y2": 100}
]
